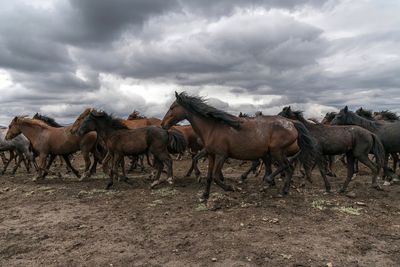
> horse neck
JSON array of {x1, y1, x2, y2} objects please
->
[
  {"x1": 95, "y1": 121, "x2": 120, "y2": 141},
  {"x1": 18, "y1": 121, "x2": 44, "y2": 144},
  {"x1": 348, "y1": 113, "x2": 380, "y2": 132},
  {"x1": 185, "y1": 112, "x2": 216, "y2": 146}
]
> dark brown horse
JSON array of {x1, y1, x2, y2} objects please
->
[
  {"x1": 161, "y1": 92, "x2": 318, "y2": 201},
  {"x1": 77, "y1": 110, "x2": 186, "y2": 189},
  {"x1": 279, "y1": 106, "x2": 385, "y2": 192}
]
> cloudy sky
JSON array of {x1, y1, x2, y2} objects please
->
[{"x1": 0, "y1": 0, "x2": 399, "y2": 125}]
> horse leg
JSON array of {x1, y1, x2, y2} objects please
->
[
  {"x1": 119, "y1": 156, "x2": 132, "y2": 185},
  {"x1": 356, "y1": 154, "x2": 381, "y2": 190},
  {"x1": 12, "y1": 152, "x2": 24, "y2": 174},
  {"x1": 186, "y1": 148, "x2": 206, "y2": 180},
  {"x1": 107, "y1": 153, "x2": 119, "y2": 190},
  {"x1": 240, "y1": 160, "x2": 260, "y2": 182},
  {"x1": 213, "y1": 154, "x2": 234, "y2": 192},
  {"x1": 0, "y1": 152, "x2": 7, "y2": 165},
  {"x1": 255, "y1": 161, "x2": 264, "y2": 177},
  {"x1": 62, "y1": 155, "x2": 81, "y2": 179},
  {"x1": 102, "y1": 151, "x2": 111, "y2": 175},
  {"x1": 1, "y1": 150, "x2": 15, "y2": 175},
  {"x1": 150, "y1": 158, "x2": 165, "y2": 188},
  {"x1": 89, "y1": 155, "x2": 98, "y2": 176},
  {"x1": 80, "y1": 150, "x2": 92, "y2": 180},
  {"x1": 326, "y1": 155, "x2": 337, "y2": 177},
  {"x1": 22, "y1": 154, "x2": 31, "y2": 173},
  {"x1": 316, "y1": 156, "x2": 331, "y2": 192},
  {"x1": 340, "y1": 152, "x2": 355, "y2": 193},
  {"x1": 391, "y1": 153, "x2": 399, "y2": 173},
  {"x1": 34, "y1": 153, "x2": 48, "y2": 181},
  {"x1": 200, "y1": 154, "x2": 215, "y2": 202},
  {"x1": 261, "y1": 154, "x2": 273, "y2": 184},
  {"x1": 127, "y1": 156, "x2": 136, "y2": 173}
]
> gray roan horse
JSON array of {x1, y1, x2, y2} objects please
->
[
  {"x1": 161, "y1": 92, "x2": 318, "y2": 202},
  {"x1": 332, "y1": 106, "x2": 400, "y2": 181},
  {"x1": 0, "y1": 128, "x2": 34, "y2": 174}
]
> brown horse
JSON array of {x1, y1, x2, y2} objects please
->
[
  {"x1": 161, "y1": 92, "x2": 318, "y2": 201},
  {"x1": 77, "y1": 110, "x2": 186, "y2": 189},
  {"x1": 6, "y1": 116, "x2": 98, "y2": 181}
]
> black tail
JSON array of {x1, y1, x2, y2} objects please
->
[
  {"x1": 371, "y1": 133, "x2": 385, "y2": 170},
  {"x1": 292, "y1": 121, "x2": 320, "y2": 171},
  {"x1": 167, "y1": 130, "x2": 187, "y2": 154}
]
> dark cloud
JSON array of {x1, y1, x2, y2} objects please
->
[{"x1": 0, "y1": 0, "x2": 399, "y2": 125}]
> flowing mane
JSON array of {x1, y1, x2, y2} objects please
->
[
  {"x1": 355, "y1": 108, "x2": 374, "y2": 120},
  {"x1": 176, "y1": 92, "x2": 241, "y2": 129},
  {"x1": 375, "y1": 110, "x2": 399, "y2": 121},
  {"x1": 33, "y1": 113, "x2": 63, "y2": 127},
  {"x1": 346, "y1": 110, "x2": 381, "y2": 131},
  {"x1": 91, "y1": 111, "x2": 129, "y2": 130},
  {"x1": 18, "y1": 117, "x2": 53, "y2": 129},
  {"x1": 127, "y1": 110, "x2": 146, "y2": 120}
]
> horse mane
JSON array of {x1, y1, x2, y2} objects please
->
[
  {"x1": 375, "y1": 110, "x2": 399, "y2": 121},
  {"x1": 325, "y1": 112, "x2": 337, "y2": 122},
  {"x1": 355, "y1": 107, "x2": 374, "y2": 120},
  {"x1": 346, "y1": 110, "x2": 380, "y2": 131},
  {"x1": 127, "y1": 110, "x2": 146, "y2": 120},
  {"x1": 18, "y1": 117, "x2": 52, "y2": 129},
  {"x1": 91, "y1": 111, "x2": 129, "y2": 130},
  {"x1": 238, "y1": 112, "x2": 250, "y2": 118},
  {"x1": 176, "y1": 92, "x2": 241, "y2": 129},
  {"x1": 33, "y1": 113, "x2": 63, "y2": 127}
]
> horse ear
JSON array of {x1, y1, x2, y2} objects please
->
[
  {"x1": 344, "y1": 106, "x2": 348, "y2": 113},
  {"x1": 175, "y1": 91, "x2": 179, "y2": 98},
  {"x1": 288, "y1": 106, "x2": 291, "y2": 111}
]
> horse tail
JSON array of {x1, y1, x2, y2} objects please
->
[
  {"x1": 292, "y1": 121, "x2": 319, "y2": 171},
  {"x1": 371, "y1": 133, "x2": 385, "y2": 170},
  {"x1": 167, "y1": 129, "x2": 187, "y2": 154}
]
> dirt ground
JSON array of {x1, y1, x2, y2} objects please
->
[{"x1": 0, "y1": 155, "x2": 399, "y2": 267}]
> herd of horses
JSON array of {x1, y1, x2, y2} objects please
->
[{"x1": 1, "y1": 92, "x2": 399, "y2": 202}]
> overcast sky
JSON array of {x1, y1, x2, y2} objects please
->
[{"x1": 0, "y1": 0, "x2": 399, "y2": 125}]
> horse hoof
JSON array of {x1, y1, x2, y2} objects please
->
[
  {"x1": 150, "y1": 181, "x2": 160, "y2": 189},
  {"x1": 167, "y1": 177, "x2": 174, "y2": 185},
  {"x1": 383, "y1": 181, "x2": 391, "y2": 186},
  {"x1": 199, "y1": 194, "x2": 209, "y2": 203}
]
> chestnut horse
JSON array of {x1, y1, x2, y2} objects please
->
[
  {"x1": 77, "y1": 110, "x2": 186, "y2": 189},
  {"x1": 161, "y1": 92, "x2": 318, "y2": 201},
  {"x1": 6, "y1": 116, "x2": 98, "y2": 181}
]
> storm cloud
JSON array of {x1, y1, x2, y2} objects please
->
[{"x1": 0, "y1": 0, "x2": 399, "y2": 125}]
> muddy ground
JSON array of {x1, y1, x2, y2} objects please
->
[{"x1": 0, "y1": 155, "x2": 399, "y2": 267}]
